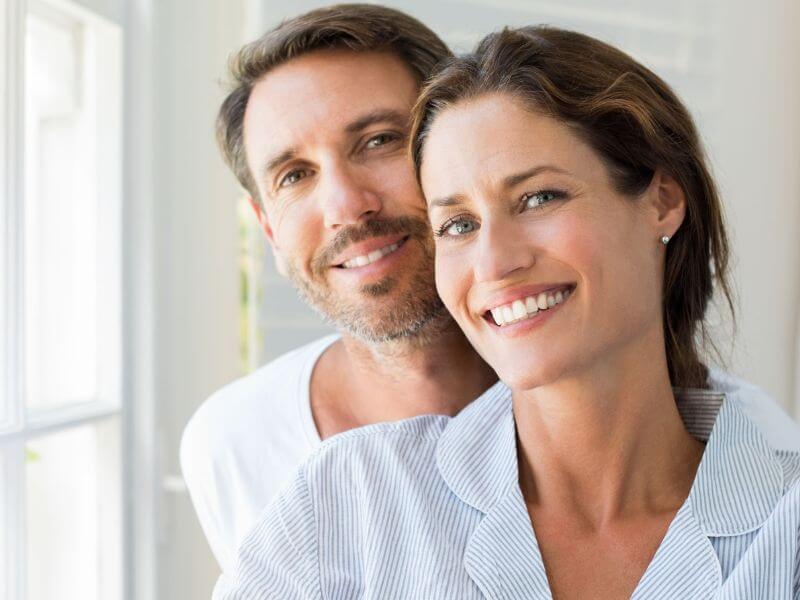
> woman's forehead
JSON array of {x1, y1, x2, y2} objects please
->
[{"x1": 420, "y1": 95, "x2": 602, "y2": 198}]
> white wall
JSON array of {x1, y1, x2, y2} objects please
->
[
  {"x1": 709, "y1": 0, "x2": 800, "y2": 415},
  {"x1": 131, "y1": 1, "x2": 246, "y2": 598}
]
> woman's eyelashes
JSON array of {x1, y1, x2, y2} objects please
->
[
  {"x1": 434, "y1": 214, "x2": 477, "y2": 238},
  {"x1": 521, "y1": 189, "x2": 567, "y2": 211},
  {"x1": 433, "y1": 188, "x2": 567, "y2": 239}
]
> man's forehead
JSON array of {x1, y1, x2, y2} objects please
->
[{"x1": 244, "y1": 50, "x2": 419, "y2": 145}]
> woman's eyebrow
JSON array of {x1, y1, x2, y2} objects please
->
[
  {"x1": 428, "y1": 165, "x2": 570, "y2": 209},
  {"x1": 503, "y1": 165, "x2": 569, "y2": 188},
  {"x1": 427, "y1": 195, "x2": 462, "y2": 210}
]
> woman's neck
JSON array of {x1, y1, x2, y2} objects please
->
[{"x1": 514, "y1": 337, "x2": 705, "y2": 530}]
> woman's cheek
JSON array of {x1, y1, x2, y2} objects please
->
[{"x1": 434, "y1": 250, "x2": 468, "y2": 317}]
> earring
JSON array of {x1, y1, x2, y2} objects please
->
[{"x1": 661, "y1": 235, "x2": 670, "y2": 245}]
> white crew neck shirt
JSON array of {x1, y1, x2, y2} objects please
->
[
  {"x1": 180, "y1": 334, "x2": 338, "y2": 575},
  {"x1": 181, "y1": 332, "x2": 800, "y2": 579}
]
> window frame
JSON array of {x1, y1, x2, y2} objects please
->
[{"x1": 0, "y1": 0, "x2": 129, "y2": 598}]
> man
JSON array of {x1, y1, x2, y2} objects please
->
[
  {"x1": 180, "y1": 4, "x2": 497, "y2": 578},
  {"x1": 181, "y1": 2, "x2": 800, "y2": 585}
]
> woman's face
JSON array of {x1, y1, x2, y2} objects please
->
[{"x1": 420, "y1": 92, "x2": 677, "y2": 390}]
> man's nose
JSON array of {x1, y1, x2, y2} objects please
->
[
  {"x1": 320, "y1": 162, "x2": 382, "y2": 228},
  {"x1": 473, "y1": 218, "x2": 536, "y2": 283}
]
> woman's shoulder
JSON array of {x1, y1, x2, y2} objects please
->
[
  {"x1": 707, "y1": 366, "x2": 800, "y2": 453},
  {"x1": 776, "y1": 449, "x2": 800, "y2": 493},
  {"x1": 301, "y1": 413, "x2": 450, "y2": 481}
]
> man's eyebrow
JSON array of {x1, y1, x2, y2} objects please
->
[
  {"x1": 259, "y1": 110, "x2": 407, "y2": 181},
  {"x1": 503, "y1": 165, "x2": 569, "y2": 188},
  {"x1": 345, "y1": 109, "x2": 408, "y2": 134},
  {"x1": 261, "y1": 147, "x2": 298, "y2": 180}
]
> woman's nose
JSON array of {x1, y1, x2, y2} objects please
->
[{"x1": 472, "y1": 219, "x2": 536, "y2": 283}]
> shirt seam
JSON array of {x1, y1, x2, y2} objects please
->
[
  {"x1": 297, "y1": 334, "x2": 339, "y2": 448},
  {"x1": 302, "y1": 467, "x2": 324, "y2": 600},
  {"x1": 308, "y1": 417, "x2": 450, "y2": 459}
]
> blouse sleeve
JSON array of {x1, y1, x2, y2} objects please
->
[{"x1": 213, "y1": 468, "x2": 321, "y2": 600}]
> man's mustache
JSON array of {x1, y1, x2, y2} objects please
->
[{"x1": 312, "y1": 216, "x2": 430, "y2": 273}]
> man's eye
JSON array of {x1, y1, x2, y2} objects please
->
[
  {"x1": 279, "y1": 169, "x2": 308, "y2": 188},
  {"x1": 365, "y1": 133, "x2": 396, "y2": 149}
]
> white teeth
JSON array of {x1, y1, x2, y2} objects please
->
[
  {"x1": 487, "y1": 286, "x2": 573, "y2": 327},
  {"x1": 512, "y1": 300, "x2": 526, "y2": 319},
  {"x1": 536, "y1": 293, "x2": 548, "y2": 310},
  {"x1": 490, "y1": 307, "x2": 505, "y2": 326},
  {"x1": 342, "y1": 242, "x2": 401, "y2": 269}
]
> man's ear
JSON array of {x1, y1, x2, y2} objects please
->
[
  {"x1": 248, "y1": 196, "x2": 289, "y2": 277},
  {"x1": 646, "y1": 170, "x2": 686, "y2": 240}
]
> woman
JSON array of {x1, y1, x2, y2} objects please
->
[{"x1": 216, "y1": 27, "x2": 800, "y2": 600}]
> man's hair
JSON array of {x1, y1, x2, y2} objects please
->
[
  {"x1": 410, "y1": 26, "x2": 736, "y2": 389},
  {"x1": 216, "y1": 3, "x2": 451, "y2": 204}
]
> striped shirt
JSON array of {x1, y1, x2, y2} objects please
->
[{"x1": 215, "y1": 381, "x2": 800, "y2": 599}]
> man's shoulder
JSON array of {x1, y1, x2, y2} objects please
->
[
  {"x1": 709, "y1": 366, "x2": 800, "y2": 452},
  {"x1": 183, "y1": 335, "x2": 338, "y2": 448},
  {"x1": 179, "y1": 334, "x2": 340, "y2": 497},
  {"x1": 180, "y1": 334, "x2": 338, "y2": 574}
]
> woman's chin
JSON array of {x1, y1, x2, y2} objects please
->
[{"x1": 495, "y1": 364, "x2": 549, "y2": 393}]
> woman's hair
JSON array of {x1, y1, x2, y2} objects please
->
[
  {"x1": 216, "y1": 3, "x2": 451, "y2": 206},
  {"x1": 410, "y1": 26, "x2": 735, "y2": 389}
]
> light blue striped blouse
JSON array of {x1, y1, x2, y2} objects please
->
[{"x1": 215, "y1": 380, "x2": 800, "y2": 599}]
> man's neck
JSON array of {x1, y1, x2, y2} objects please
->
[{"x1": 310, "y1": 322, "x2": 497, "y2": 440}]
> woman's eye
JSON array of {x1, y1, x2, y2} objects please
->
[
  {"x1": 279, "y1": 169, "x2": 308, "y2": 188},
  {"x1": 437, "y1": 219, "x2": 477, "y2": 238},
  {"x1": 523, "y1": 190, "x2": 561, "y2": 210}
]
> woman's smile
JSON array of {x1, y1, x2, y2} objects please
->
[{"x1": 480, "y1": 283, "x2": 576, "y2": 334}]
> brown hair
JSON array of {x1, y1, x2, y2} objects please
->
[
  {"x1": 216, "y1": 3, "x2": 451, "y2": 204},
  {"x1": 410, "y1": 26, "x2": 735, "y2": 389}
]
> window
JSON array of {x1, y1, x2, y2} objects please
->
[{"x1": 0, "y1": 0, "x2": 124, "y2": 598}]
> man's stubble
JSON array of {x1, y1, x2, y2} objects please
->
[{"x1": 284, "y1": 216, "x2": 452, "y2": 345}]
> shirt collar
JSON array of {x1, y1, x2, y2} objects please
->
[
  {"x1": 681, "y1": 387, "x2": 784, "y2": 536},
  {"x1": 436, "y1": 379, "x2": 785, "y2": 536}
]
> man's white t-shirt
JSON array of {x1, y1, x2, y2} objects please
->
[
  {"x1": 180, "y1": 333, "x2": 800, "y2": 577},
  {"x1": 180, "y1": 334, "x2": 338, "y2": 574}
]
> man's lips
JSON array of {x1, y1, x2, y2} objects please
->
[{"x1": 331, "y1": 234, "x2": 410, "y2": 268}]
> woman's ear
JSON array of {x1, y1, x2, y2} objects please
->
[
  {"x1": 248, "y1": 196, "x2": 289, "y2": 277},
  {"x1": 646, "y1": 170, "x2": 686, "y2": 239}
]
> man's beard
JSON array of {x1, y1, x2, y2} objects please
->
[{"x1": 284, "y1": 216, "x2": 449, "y2": 344}]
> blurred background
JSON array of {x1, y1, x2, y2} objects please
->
[{"x1": 1, "y1": 0, "x2": 798, "y2": 598}]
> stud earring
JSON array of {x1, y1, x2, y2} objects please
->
[{"x1": 661, "y1": 235, "x2": 670, "y2": 245}]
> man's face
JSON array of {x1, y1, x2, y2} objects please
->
[{"x1": 243, "y1": 49, "x2": 446, "y2": 342}]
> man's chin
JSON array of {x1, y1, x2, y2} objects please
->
[
  {"x1": 358, "y1": 276, "x2": 397, "y2": 297},
  {"x1": 334, "y1": 299, "x2": 453, "y2": 346}
]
